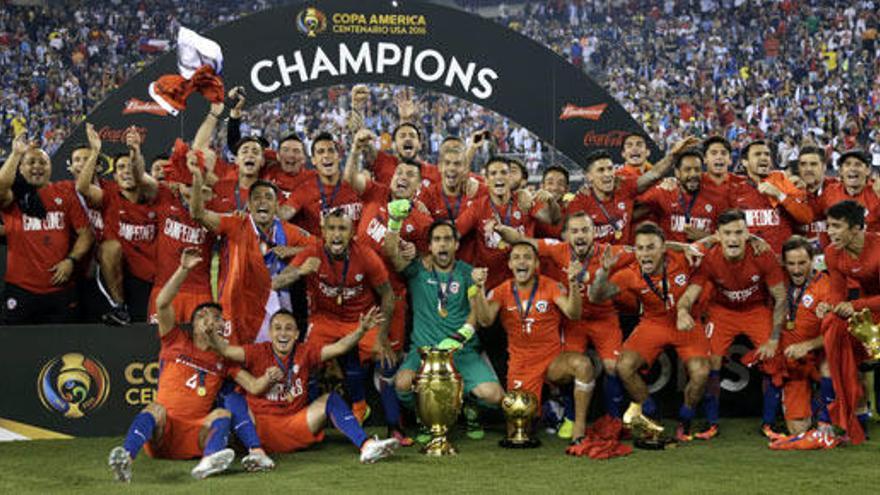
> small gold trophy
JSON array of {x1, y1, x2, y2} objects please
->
[
  {"x1": 623, "y1": 402, "x2": 675, "y2": 450},
  {"x1": 415, "y1": 348, "x2": 463, "y2": 456},
  {"x1": 499, "y1": 390, "x2": 541, "y2": 448},
  {"x1": 848, "y1": 309, "x2": 880, "y2": 361}
]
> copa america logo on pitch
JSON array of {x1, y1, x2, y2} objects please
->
[{"x1": 37, "y1": 353, "x2": 111, "y2": 419}]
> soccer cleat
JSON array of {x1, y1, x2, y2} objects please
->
[
  {"x1": 768, "y1": 429, "x2": 841, "y2": 450},
  {"x1": 108, "y1": 446, "x2": 132, "y2": 483},
  {"x1": 622, "y1": 402, "x2": 664, "y2": 435},
  {"x1": 102, "y1": 304, "x2": 131, "y2": 326},
  {"x1": 352, "y1": 401, "x2": 371, "y2": 425},
  {"x1": 675, "y1": 423, "x2": 693, "y2": 442},
  {"x1": 389, "y1": 428, "x2": 414, "y2": 447},
  {"x1": 191, "y1": 448, "x2": 235, "y2": 480},
  {"x1": 694, "y1": 424, "x2": 719, "y2": 440},
  {"x1": 359, "y1": 436, "x2": 400, "y2": 464},
  {"x1": 761, "y1": 424, "x2": 785, "y2": 442},
  {"x1": 241, "y1": 450, "x2": 275, "y2": 472},
  {"x1": 557, "y1": 418, "x2": 574, "y2": 439},
  {"x1": 463, "y1": 402, "x2": 485, "y2": 440}
]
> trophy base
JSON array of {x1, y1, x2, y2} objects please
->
[
  {"x1": 633, "y1": 436, "x2": 677, "y2": 450},
  {"x1": 499, "y1": 437, "x2": 541, "y2": 449},
  {"x1": 422, "y1": 436, "x2": 458, "y2": 456}
]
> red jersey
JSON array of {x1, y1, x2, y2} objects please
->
[
  {"x1": 241, "y1": 341, "x2": 321, "y2": 416},
  {"x1": 212, "y1": 179, "x2": 251, "y2": 213},
  {"x1": 488, "y1": 275, "x2": 564, "y2": 363},
  {"x1": 727, "y1": 174, "x2": 813, "y2": 253},
  {"x1": 102, "y1": 185, "x2": 172, "y2": 282},
  {"x1": 418, "y1": 180, "x2": 488, "y2": 223},
  {"x1": 801, "y1": 178, "x2": 836, "y2": 248},
  {"x1": 691, "y1": 244, "x2": 785, "y2": 310},
  {"x1": 824, "y1": 232, "x2": 880, "y2": 310},
  {"x1": 2, "y1": 182, "x2": 90, "y2": 293},
  {"x1": 371, "y1": 151, "x2": 441, "y2": 191},
  {"x1": 284, "y1": 176, "x2": 362, "y2": 236},
  {"x1": 782, "y1": 273, "x2": 830, "y2": 347},
  {"x1": 154, "y1": 192, "x2": 215, "y2": 293},
  {"x1": 261, "y1": 166, "x2": 318, "y2": 195},
  {"x1": 637, "y1": 184, "x2": 728, "y2": 242},
  {"x1": 156, "y1": 327, "x2": 231, "y2": 419},
  {"x1": 456, "y1": 194, "x2": 542, "y2": 289},
  {"x1": 536, "y1": 239, "x2": 634, "y2": 318},
  {"x1": 616, "y1": 163, "x2": 650, "y2": 179},
  {"x1": 57, "y1": 179, "x2": 109, "y2": 241},
  {"x1": 816, "y1": 181, "x2": 880, "y2": 233},
  {"x1": 292, "y1": 240, "x2": 389, "y2": 322},
  {"x1": 610, "y1": 250, "x2": 696, "y2": 325},
  {"x1": 565, "y1": 176, "x2": 640, "y2": 245}
]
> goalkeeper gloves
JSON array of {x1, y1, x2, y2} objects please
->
[
  {"x1": 437, "y1": 323, "x2": 476, "y2": 351},
  {"x1": 387, "y1": 199, "x2": 412, "y2": 233}
]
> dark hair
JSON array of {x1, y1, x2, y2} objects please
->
[
  {"x1": 278, "y1": 133, "x2": 303, "y2": 147},
  {"x1": 508, "y1": 157, "x2": 527, "y2": 178},
  {"x1": 395, "y1": 160, "x2": 422, "y2": 177},
  {"x1": 190, "y1": 302, "x2": 223, "y2": 325},
  {"x1": 323, "y1": 207, "x2": 351, "y2": 223},
  {"x1": 70, "y1": 143, "x2": 91, "y2": 155},
  {"x1": 485, "y1": 155, "x2": 509, "y2": 170},
  {"x1": 716, "y1": 208, "x2": 747, "y2": 227},
  {"x1": 269, "y1": 309, "x2": 297, "y2": 326},
  {"x1": 781, "y1": 235, "x2": 815, "y2": 259},
  {"x1": 509, "y1": 240, "x2": 538, "y2": 257},
  {"x1": 826, "y1": 200, "x2": 866, "y2": 229},
  {"x1": 440, "y1": 136, "x2": 464, "y2": 147},
  {"x1": 310, "y1": 132, "x2": 336, "y2": 155},
  {"x1": 837, "y1": 149, "x2": 869, "y2": 169},
  {"x1": 742, "y1": 139, "x2": 770, "y2": 158},
  {"x1": 112, "y1": 151, "x2": 131, "y2": 165},
  {"x1": 428, "y1": 219, "x2": 459, "y2": 242},
  {"x1": 622, "y1": 132, "x2": 648, "y2": 147},
  {"x1": 798, "y1": 145, "x2": 826, "y2": 163},
  {"x1": 392, "y1": 122, "x2": 422, "y2": 142},
  {"x1": 562, "y1": 211, "x2": 592, "y2": 232},
  {"x1": 702, "y1": 135, "x2": 732, "y2": 154},
  {"x1": 674, "y1": 148, "x2": 704, "y2": 169},
  {"x1": 234, "y1": 136, "x2": 268, "y2": 154},
  {"x1": 584, "y1": 150, "x2": 613, "y2": 172},
  {"x1": 542, "y1": 165, "x2": 570, "y2": 185},
  {"x1": 151, "y1": 153, "x2": 170, "y2": 163},
  {"x1": 634, "y1": 221, "x2": 665, "y2": 241},
  {"x1": 248, "y1": 179, "x2": 278, "y2": 198}
]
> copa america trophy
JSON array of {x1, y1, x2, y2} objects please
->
[
  {"x1": 415, "y1": 347, "x2": 463, "y2": 456},
  {"x1": 499, "y1": 390, "x2": 541, "y2": 448},
  {"x1": 848, "y1": 309, "x2": 880, "y2": 362}
]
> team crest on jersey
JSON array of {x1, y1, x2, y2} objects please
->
[
  {"x1": 544, "y1": 239, "x2": 560, "y2": 245},
  {"x1": 405, "y1": 224, "x2": 414, "y2": 233},
  {"x1": 751, "y1": 275, "x2": 760, "y2": 282},
  {"x1": 705, "y1": 204, "x2": 713, "y2": 212},
  {"x1": 54, "y1": 197, "x2": 62, "y2": 205},
  {"x1": 148, "y1": 211, "x2": 156, "y2": 219},
  {"x1": 449, "y1": 281, "x2": 460, "y2": 294},
  {"x1": 293, "y1": 364, "x2": 300, "y2": 374},
  {"x1": 674, "y1": 274, "x2": 687, "y2": 286},
  {"x1": 355, "y1": 273, "x2": 364, "y2": 282},
  {"x1": 513, "y1": 210, "x2": 521, "y2": 220},
  {"x1": 535, "y1": 300, "x2": 549, "y2": 313},
  {"x1": 6, "y1": 297, "x2": 16, "y2": 310},
  {"x1": 617, "y1": 202, "x2": 625, "y2": 210},
  {"x1": 802, "y1": 295, "x2": 814, "y2": 308}
]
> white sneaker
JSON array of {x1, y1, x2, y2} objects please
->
[
  {"x1": 241, "y1": 450, "x2": 275, "y2": 472},
  {"x1": 108, "y1": 446, "x2": 132, "y2": 483},
  {"x1": 359, "y1": 436, "x2": 400, "y2": 464},
  {"x1": 191, "y1": 448, "x2": 235, "y2": 480}
]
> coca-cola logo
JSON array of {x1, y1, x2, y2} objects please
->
[
  {"x1": 558, "y1": 103, "x2": 606, "y2": 121},
  {"x1": 98, "y1": 126, "x2": 147, "y2": 143},
  {"x1": 582, "y1": 130, "x2": 629, "y2": 148},
  {"x1": 122, "y1": 98, "x2": 168, "y2": 116}
]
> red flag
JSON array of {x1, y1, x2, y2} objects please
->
[{"x1": 822, "y1": 315, "x2": 868, "y2": 444}]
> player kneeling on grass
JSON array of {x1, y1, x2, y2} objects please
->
[
  {"x1": 109, "y1": 248, "x2": 277, "y2": 482},
  {"x1": 207, "y1": 306, "x2": 400, "y2": 463},
  {"x1": 589, "y1": 223, "x2": 711, "y2": 442},
  {"x1": 472, "y1": 241, "x2": 595, "y2": 446}
]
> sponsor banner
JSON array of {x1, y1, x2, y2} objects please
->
[{"x1": 53, "y1": 0, "x2": 659, "y2": 179}]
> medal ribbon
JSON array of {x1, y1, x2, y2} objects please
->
[
  {"x1": 512, "y1": 280, "x2": 540, "y2": 333},
  {"x1": 441, "y1": 191, "x2": 462, "y2": 222},
  {"x1": 488, "y1": 197, "x2": 513, "y2": 226},
  {"x1": 571, "y1": 243, "x2": 596, "y2": 284},
  {"x1": 590, "y1": 188, "x2": 623, "y2": 235},
  {"x1": 316, "y1": 175, "x2": 342, "y2": 214},
  {"x1": 272, "y1": 349, "x2": 296, "y2": 392},
  {"x1": 787, "y1": 276, "x2": 811, "y2": 326},
  {"x1": 678, "y1": 190, "x2": 699, "y2": 223},
  {"x1": 431, "y1": 266, "x2": 452, "y2": 312},
  {"x1": 642, "y1": 257, "x2": 670, "y2": 310},
  {"x1": 323, "y1": 247, "x2": 350, "y2": 304}
]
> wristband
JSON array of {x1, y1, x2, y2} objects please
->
[
  {"x1": 388, "y1": 218, "x2": 402, "y2": 233},
  {"x1": 452, "y1": 323, "x2": 475, "y2": 343}
]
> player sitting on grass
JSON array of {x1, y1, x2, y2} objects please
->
[
  {"x1": 206, "y1": 306, "x2": 400, "y2": 463},
  {"x1": 108, "y1": 248, "x2": 277, "y2": 482}
]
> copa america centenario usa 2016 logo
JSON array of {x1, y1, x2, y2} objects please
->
[
  {"x1": 296, "y1": 7, "x2": 327, "y2": 37},
  {"x1": 37, "y1": 353, "x2": 111, "y2": 419}
]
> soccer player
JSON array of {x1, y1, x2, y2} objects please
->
[
  {"x1": 212, "y1": 136, "x2": 267, "y2": 211},
  {"x1": 589, "y1": 222, "x2": 711, "y2": 441},
  {"x1": 727, "y1": 140, "x2": 813, "y2": 253},
  {"x1": 534, "y1": 165, "x2": 572, "y2": 239},
  {"x1": 108, "y1": 248, "x2": 275, "y2": 482},
  {"x1": 206, "y1": 307, "x2": 400, "y2": 462},
  {"x1": 384, "y1": 218, "x2": 504, "y2": 440},
  {"x1": 676, "y1": 209, "x2": 787, "y2": 439},
  {"x1": 795, "y1": 146, "x2": 833, "y2": 248},
  {"x1": 508, "y1": 157, "x2": 529, "y2": 192},
  {"x1": 263, "y1": 133, "x2": 317, "y2": 194},
  {"x1": 814, "y1": 150, "x2": 880, "y2": 234},
  {"x1": 418, "y1": 137, "x2": 486, "y2": 225},
  {"x1": 566, "y1": 136, "x2": 698, "y2": 245},
  {"x1": 0, "y1": 134, "x2": 93, "y2": 324},
  {"x1": 701, "y1": 136, "x2": 741, "y2": 190},
  {"x1": 617, "y1": 132, "x2": 651, "y2": 178},
  {"x1": 472, "y1": 242, "x2": 594, "y2": 443}
]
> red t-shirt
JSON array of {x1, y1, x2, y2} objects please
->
[
  {"x1": 57, "y1": 179, "x2": 109, "y2": 242},
  {"x1": 801, "y1": 178, "x2": 836, "y2": 248},
  {"x1": 2, "y1": 182, "x2": 90, "y2": 293},
  {"x1": 371, "y1": 151, "x2": 441, "y2": 191},
  {"x1": 262, "y1": 166, "x2": 318, "y2": 196},
  {"x1": 824, "y1": 232, "x2": 880, "y2": 310},
  {"x1": 102, "y1": 184, "x2": 174, "y2": 282},
  {"x1": 637, "y1": 184, "x2": 728, "y2": 242},
  {"x1": 292, "y1": 240, "x2": 389, "y2": 322},
  {"x1": 154, "y1": 192, "x2": 215, "y2": 293},
  {"x1": 284, "y1": 176, "x2": 362, "y2": 236},
  {"x1": 727, "y1": 175, "x2": 812, "y2": 254},
  {"x1": 488, "y1": 275, "x2": 564, "y2": 364},
  {"x1": 418, "y1": 180, "x2": 488, "y2": 223},
  {"x1": 565, "y1": 176, "x2": 640, "y2": 245},
  {"x1": 691, "y1": 244, "x2": 785, "y2": 310},
  {"x1": 610, "y1": 250, "x2": 696, "y2": 325},
  {"x1": 782, "y1": 273, "x2": 830, "y2": 347},
  {"x1": 816, "y1": 181, "x2": 880, "y2": 233},
  {"x1": 156, "y1": 327, "x2": 231, "y2": 419},
  {"x1": 212, "y1": 179, "x2": 251, "y2": 213},
  {"x1": 242, "y1": 341, "x2": 321, "y2": 416}
]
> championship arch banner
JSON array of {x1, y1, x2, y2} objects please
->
[{"x1": 52, "y1": 0, "x2": 661, "y2": 176}]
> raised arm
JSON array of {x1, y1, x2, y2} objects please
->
[
  {"x1": 636, "y1": 136, "x2": 701, "y2": 193},
  {"x1": 342, "y1": 129, "x2": 374, "y2": 195},
  {"x1": 124, "y1": 126, "x2": 158, "y2": 197},
  {"x1": 76, "y1": 123, "x2": 104, "y2": 207},
  {"x1": 192, "y1": 101, "x2": 226, "y2": 151},
  {"x1": 556, "y1": 261, "x2": 585, "y2": 320},
  {"x1": 189, "y1": 168, "x2": 222, "y2": 232},
  {"x1": 470, "y1": 267, "x2": 500, "y2": 328},
  {"x1": 531, "y1": 189, "x2": 562, "y2": 225},
  {"x1": 587, "y1": 245, "x2": 622, "y2": 303},
  {"x1": 271, "y1": 255, "x2": 320, "y2": 290},
  {"x1": 0, "y1": 134, "x2": 29, "y2": 208},
  {"x1": 156, "y1": 247, "x2": 203, "y2": 337},
  {"x1": 321, "y1": 306, "x2": 382, "y2": 361},
  {"x1": 226, "y1": 86, "x2": 246, "y2": 148}
]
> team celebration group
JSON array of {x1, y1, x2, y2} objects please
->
[{"x1": 1, "y1": 84, "x2": 877, "y2": 482}]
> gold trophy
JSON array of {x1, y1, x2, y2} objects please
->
[
  {"x1": 499, "y1": 390, "x2": 541, "y2": 448},
  {"x1": 847, "y1": 309, "x2": 880, "y2": 361},
  {"x1": 415, "y1": 347, "x2": 463, "y2": 456},
  {"x1": 623, "y1": 402, "x2": 674, "y2": 450}
]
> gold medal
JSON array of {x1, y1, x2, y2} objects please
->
[
  {"x1": 614, "y1": 231, "x2": 622, "y2": 240},
  {"x1": 336, "y1": 294, "x2": 343, "y2": 305},
  {"x1": 498, "y1": 240, "x2": 508, "y2": 250},
  {"x1": 197, "y1": 386, "x2": 207, "y2": 397},
  {"x1": 786, "y1": 320, "x2": 795, "y2": 330},
  {"x1": 438, "y1": 307, "x2": 448, "y2": 318}
]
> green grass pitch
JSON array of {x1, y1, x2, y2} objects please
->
[{"x1": 0, "y1": 418, "x2": 876, "y2": 494}]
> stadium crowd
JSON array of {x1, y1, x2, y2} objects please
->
[{"x1": 1, "y1": 0, "x2": 878, "y2": 483}]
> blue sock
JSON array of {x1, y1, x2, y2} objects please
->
[
  {"x1": 762, "y1": 378, "x2": 781, "y2": 425},
  {"x1": 379, "y1": 363, "x2": 401, "y2": 427},
  {"x1": 817, "y1": 377, "x2": 834, "y2": 424},
  {"x1": 679, "y1": 404, "x2": 695, "y2": 424},
  {"x1": 603, "y1": 374, "x2": 624, "y2": 418},
  {"x1": 561, "y1": 384, "x2": 575, "y2": 421},
  {"x1": 341, "y1": 351, "x2": 367, "y2": 404},
  {"x1": 223, "y1": 390, "x2": 260, "y2": 450},
  {"x1": 857, "y1": 412, "x2": 870, "y2": 433},
  {"x1": 308, "y1": 375, "x2": 321, "y2": 402},
  {"x1": 642, "y1": 396, "x2": 658, "y2": 417},
  {"x1": 326, "y1": 392, "x2": 369, "y2": 448},
  {"x1": 123, "y1": 412, "x2": 156, "y2": 459},
  {"x1": 202, "y1": 416, "x2": 232, "y2": 456},
  {"x1": 704, "y1": 370, "x2": 721, "y2": 425}
]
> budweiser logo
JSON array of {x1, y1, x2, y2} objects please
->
[
  {"x1": 98, "y1": 126, "x2": 147, "y2": 143},
  {"x1": 582, "y1": 130, "x2": 629, "y2": 148},
  {"x1": 559, "y1": 103, "x2": 606, "y2": 121},
  {"x1": 122, "y1": 98, "x2": 168, "y2": 116}
]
